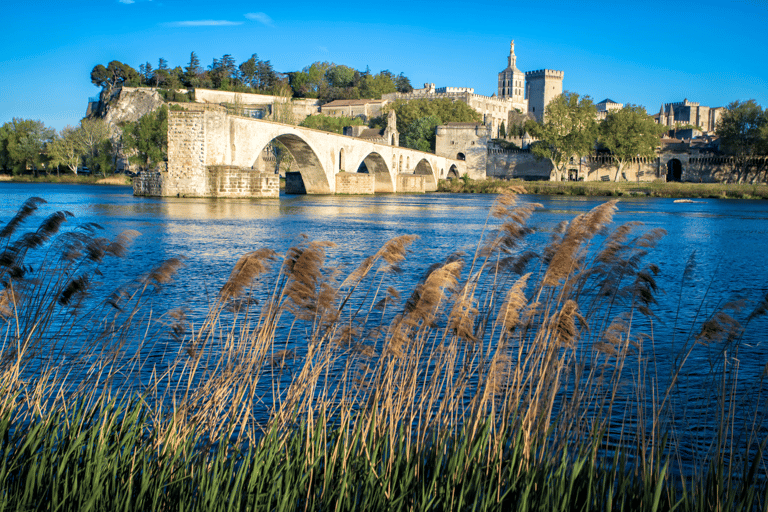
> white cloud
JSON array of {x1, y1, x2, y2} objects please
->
[
  {"x1": 165, "y1": 20, "x2": 244, "y2": 27},
  {"x1": 245, "y1": 12, "x2": 273, "y2": 26},
  {"x1": 118, "y1": 0, "x2": 135, "y2": 4}
]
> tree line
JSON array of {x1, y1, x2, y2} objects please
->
[
  {"x1": 523, "y1": 94, "x2": 768, "y2": 183},
  {"x1": 0, "y1": 107, "x2": 169, "y2": 177},
  {"x1": 91, "y1": 53, "x2": 414, "y2": 103}
]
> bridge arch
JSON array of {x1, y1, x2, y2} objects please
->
[
  {"x1": 254, "y1": 133, "x2": 331, "y2": 194},
  {"x1": 356, "y1": 152, "x2": 394, "y2": 193},
  {"x1": 414, "y1": 158, "x2": 434, "y2": 177},
  {"x1": 448, "y1": 164, "x2": 460, "y2": 179}
]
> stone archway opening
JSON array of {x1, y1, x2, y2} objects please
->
[
  {"x1": 667, "y1": 158, "x2": 683, "y2": 182},
  {"x1": 254, "y1": 134, "x2": 330, "y2": 195},
  {"x1": 339, "y1": 148, "x2": 346, "y2": 172},
  {"x1": 457, "y1": 152, "x2": 466, "y2": 161},
  {"x1": 447, "y1": 165, "x2": 460, "y2": 179},
  {"x1": 414, "y1": 159, "x2": 433, "y2": 176},
  {"x1": 358, "y1": 152, "x2": 393, "y2": 192}
]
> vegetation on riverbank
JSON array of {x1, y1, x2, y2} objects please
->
[
  {"x1": 0, "y1": 196, "x2": 766, "y2": 510},
  {"x1": 439, "y1": 177, "x2": 768, "y2": 199},
  {"x1": 0, "y1": 173, "x2": 131, "y2": 185}
]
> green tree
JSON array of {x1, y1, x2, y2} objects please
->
[
  {"x1": 239, "y1": 54, "x2": 260, "y2": 90},
  {"x1": 382, "y1": 98, "x2": 482, "y2": 148},
  {"x1": 499, "y1": 121, "x2": 506, "y2": 139},
  {"x1": 77, "y1": 119, "x2": 111, "y2": 177},
  {"x1": 402, "y1": 115, "x2": 441, "y2": 152},
  {"x1": 326, "y1": 64, "x2": 355, "y2": 89},
  {"x1": 47, "y1": 126, "x2": 86, "y2": 175},
  {"x1": 395, "y1": 73, "x2": 413, "y2": 93},
  {"x1": 0, "y1": 118, "x2": 55, "y2": 175},
  {"x1": 122, "y1": 106, "x2": 168, "y2": 171},
  {"x1": 717, "y1": 100, "x2": 768, "y2": 183},
  {"x1": 599, "y1": 104, "x2": 667, "y2": 182},
  {"x1": 184, "y1": 52, "x2": 202, "y2": 87},
  {"x1": 524, "y1": 92, "x2": 598, "y2": 181},
  {"x1": 300, "y1": 114, "x2": 363, "y2": 134},
  {"x1": 90, "y1": 61, "x2": 140, "y2": 95}
]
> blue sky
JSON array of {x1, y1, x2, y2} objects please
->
[{"x1": 1, "y1": 0, "x2": 766, "y2": 132}]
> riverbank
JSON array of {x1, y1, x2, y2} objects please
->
[
  {"x1": 438, "y1": 178, "x2": 768, "y2": 199},
  {"x1": 0, "y1": 173, "x2": 132, "y2": 186}
]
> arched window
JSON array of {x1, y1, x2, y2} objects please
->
[{"x1": 457, "y1": 152, "x2": 466, "y2": 161}]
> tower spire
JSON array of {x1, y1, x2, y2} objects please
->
[{"x1": 508, "y1": 40, "x2": 516, "y2": 69}]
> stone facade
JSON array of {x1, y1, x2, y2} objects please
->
[
  {"x1": 335, "y1": 172, "x2": 375, "y2": 194},
  {"x1": 435, "y1": 123, "x2": 489, "y2": 179},
  {"x1": 192, "y1": 88, "x2": 320, "y2": 124},
  {"x1": 486, "y1": 149, "x2": 552, "y2": 180},
  {"x1": 320, "y1": 99, "x2": 388, "y2": 120},
  {"x1": 132, "y1": 170, "x2": 165, "y2": 196},
  {"x1": 525, "y1": 69, "x2": 564, "y2": 122},
  {"x1": 397, "y1": 174, "x2": 426, "y2": 193},
  {"x1": 655, "y1": 99, "x2": 724, "y2": 134},
  {"x1": 206, "y1": 166, "x2": 279, "y2": 198}
]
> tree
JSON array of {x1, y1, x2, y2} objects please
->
[
  {"x1": 402, "y1": 115, "x2": 441, "y2": 152},
  {"x1": 122, "y1": 106, "x2": 168, "y2": 171},
  {"x1": 499, "y1": 121, "x2": 506, "y2": 139},
  {"x1": 184, "y1": 52, "x2": 202, "y2": 87},
  {"x1": 209, "y1": 55, "x2": 239, "y2": 89},
  {"x1": 154, "y1": 58, "x2": 169, "y2": 88},
  {"x1": 47, "y1": 126, "x2": 86, "y2": 175},
  {"x1": 300, "y1": 114, "x2": 363, "y2": 134},
  {"x1": 0, "y1": 119, "x2": 55, "y2": 175},
  {"x1": 77, "y1": 119, "x2": 111, "y2": 177},
  {"x1": 717, "y1": 100, "x2": 768, "y2": 183},
  {"x1": 524, "y1": 92, "x2": 598, "y2": 181},
  {"x1": 239, "y1": 54, "x2": 259, "y2": 90},
  {"x1": 599, "y1": 104, "x2": 667, "y2": 182},
  {"x1": 382, "y1": 98, "x2": 482, "y2": 148},
  {"x1": 139, "y1": 62, "x2": 154, "y2": 86},
  {"x1": 90, "y1": 61, "x2": 140, "y2": 95},
  {"x1": 395, "y1": 73, "x2": 413, "y2": 93}
]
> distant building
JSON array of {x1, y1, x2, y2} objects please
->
[
  {"x1": 655, "y1": 99, "x2": 724, "y2": 134},
  {"x1": 435, "y1": 122, "x2": 489, "y2": 180}
]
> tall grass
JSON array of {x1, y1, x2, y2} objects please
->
[{"x1": 0, "y1": 195, "x2": 766, "y2": 510}]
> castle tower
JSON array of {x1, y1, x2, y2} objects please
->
[
  {"x1": 497, "y1": 40, "x2": 526, "y2": 106},
  {"x1": 525, "y1": 69, "x2": 564, "y2": 122}
]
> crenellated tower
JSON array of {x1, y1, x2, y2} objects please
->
[{"x1": 525, "y1": 69, "x2": 564, "y2": 122}]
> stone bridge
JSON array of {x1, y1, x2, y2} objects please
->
[{"x1": 141, "y1": 109, "x2": 467, "y2": 197}]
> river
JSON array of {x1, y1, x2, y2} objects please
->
[{"x1": 1, "y1": 183, "x2": 767, "y2": 466}]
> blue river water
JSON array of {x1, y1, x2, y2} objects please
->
[{"x1": 1, "y1": 183, "x2": 767, "y2": 465}]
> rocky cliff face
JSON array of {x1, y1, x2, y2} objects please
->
[{"x1": 94, "y1": 87, "x2": 165, "y2": 135}]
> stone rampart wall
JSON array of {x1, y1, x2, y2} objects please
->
[
  {"x1": 206, "y1": 166, "x2": 279, "y2": 198},
  {"x1": 487, "y1": 152, "x2": 552, "y2": 180},
  {"x1": 335, "y1": 172, "x2": 375, "y2": 194}
]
